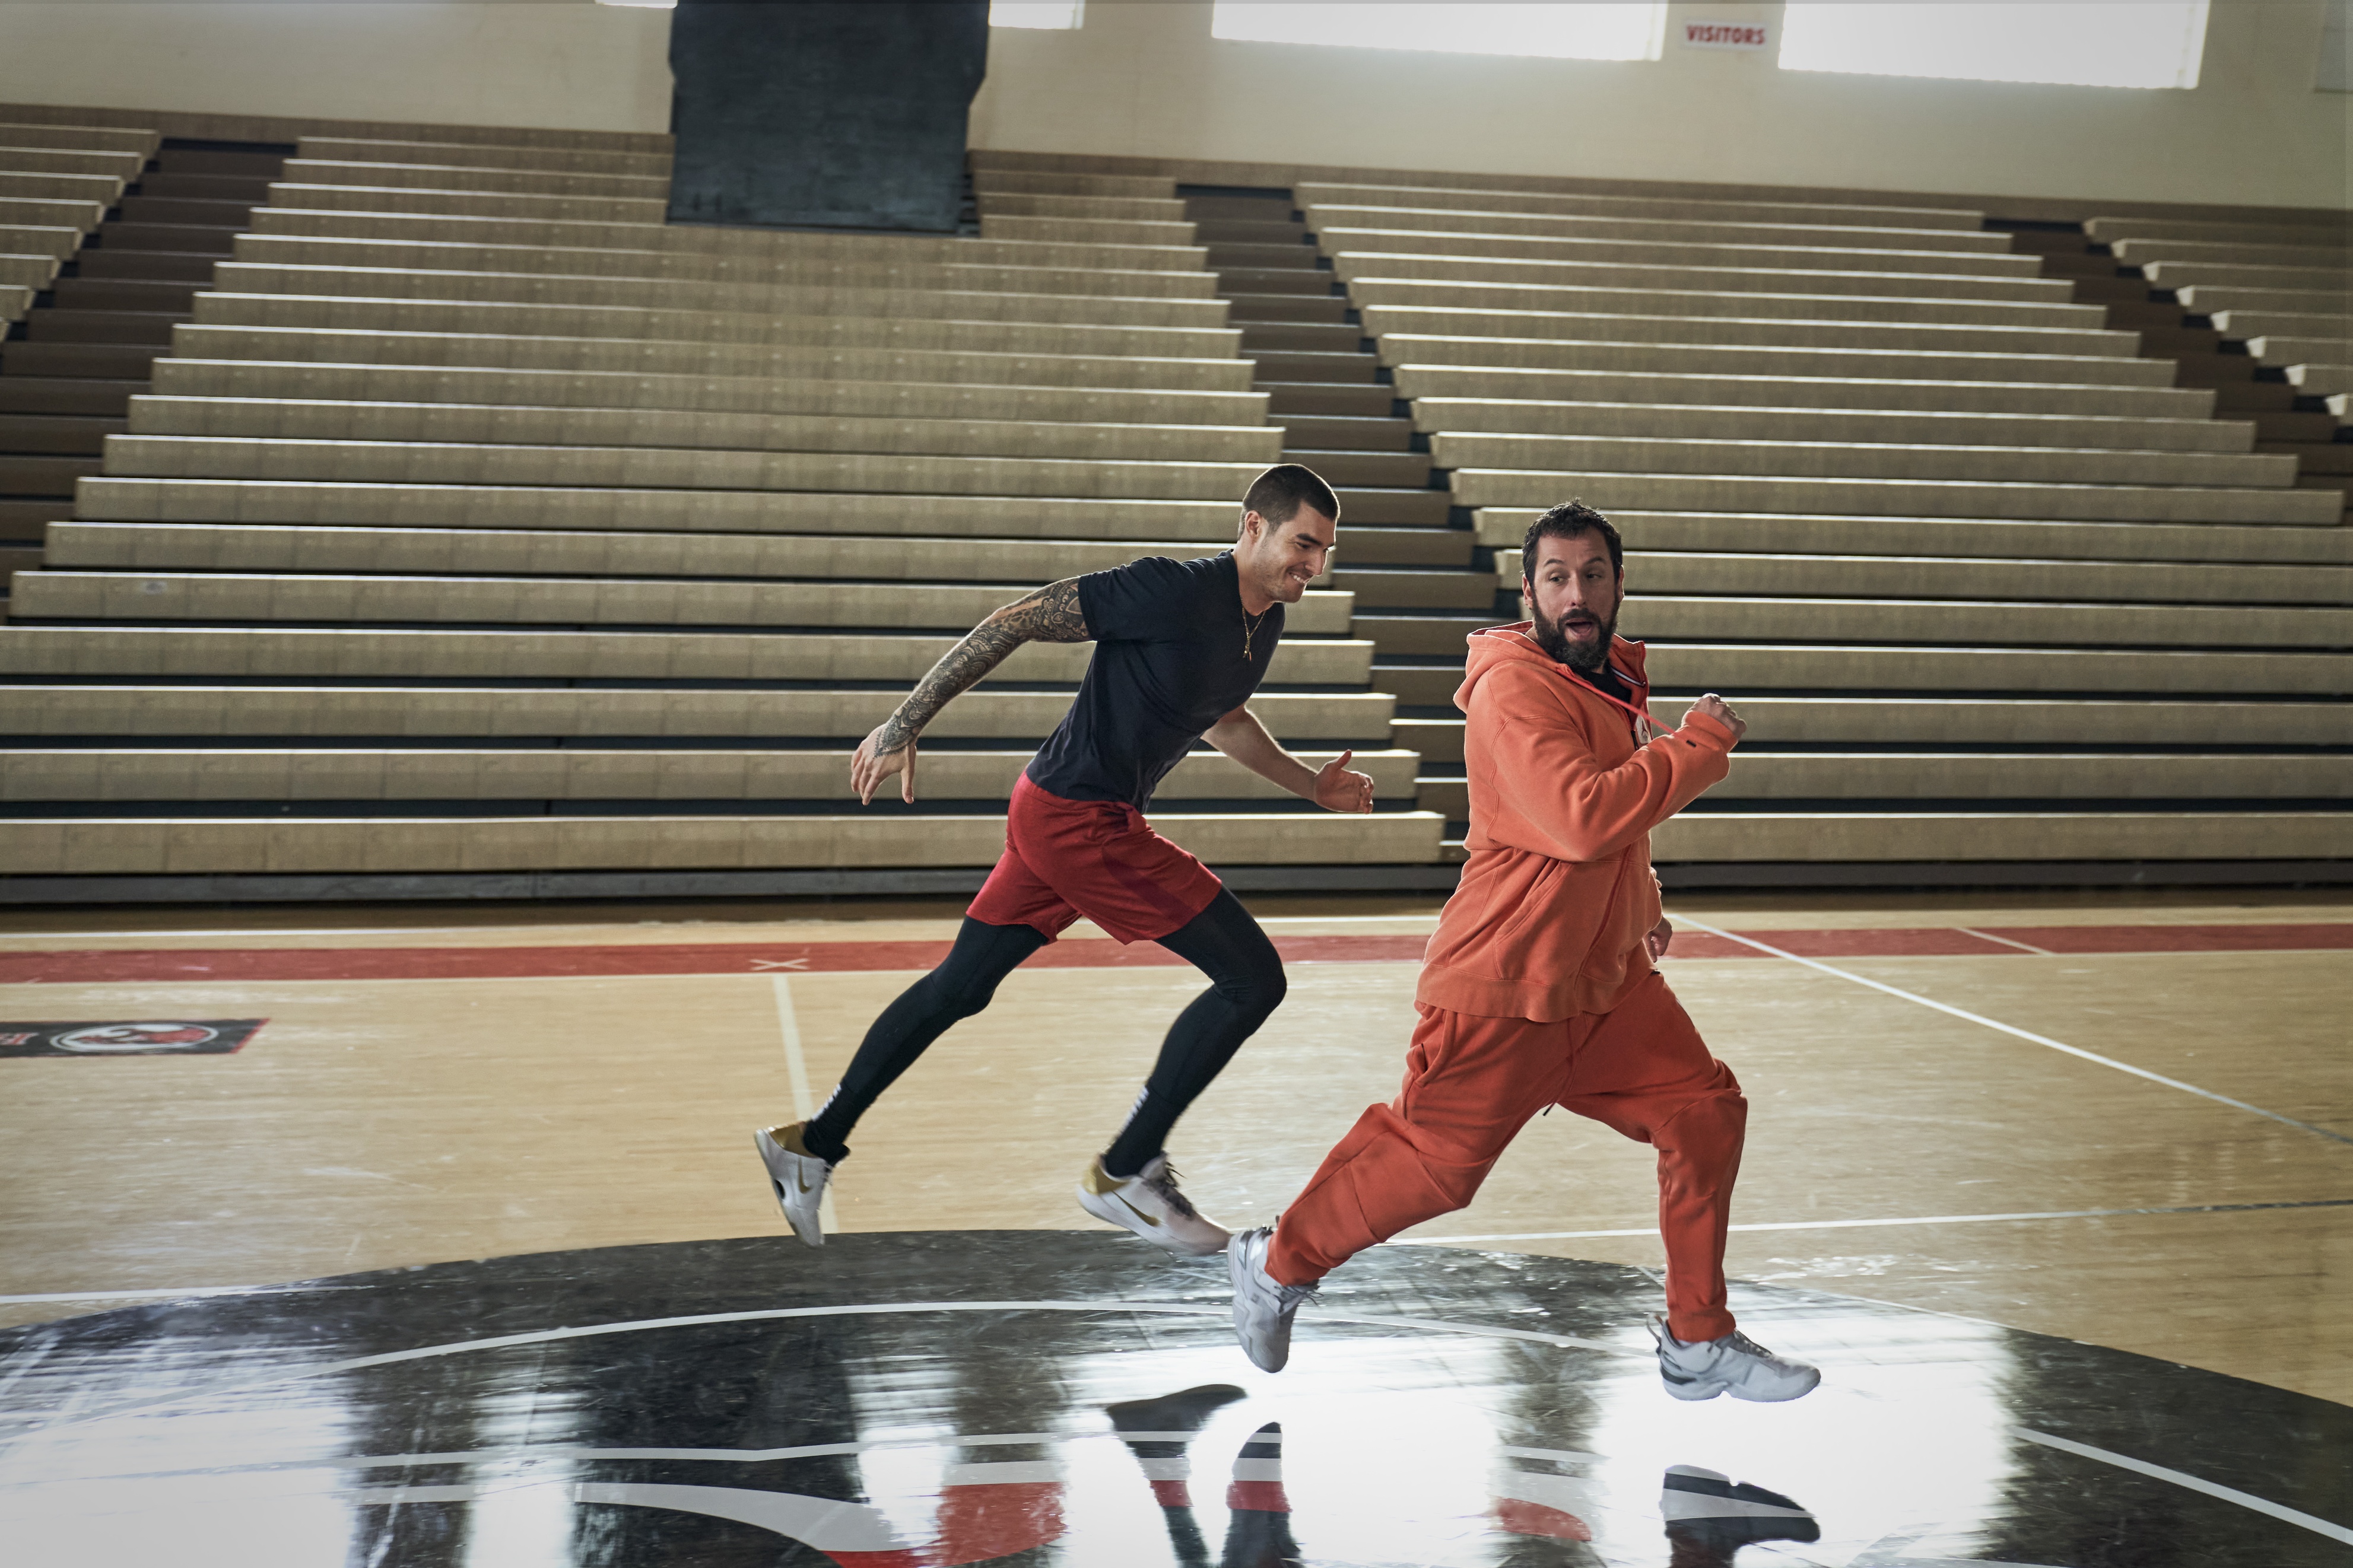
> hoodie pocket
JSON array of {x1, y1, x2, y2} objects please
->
[
  {"x1": 1482, "y1": 856, "x2": 1566, "y2": 958},
  {"x1": 1577, "y1": 849, "x2": 1649, "y2": 981}
]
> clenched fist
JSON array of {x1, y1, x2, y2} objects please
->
[{"x1": 1686, "y1": 693, "x2": 1747, "y2": 742}]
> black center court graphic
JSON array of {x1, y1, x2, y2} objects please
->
[{"x1": 0, "y1": 1233, "x2": 2344, "y2": 1566}]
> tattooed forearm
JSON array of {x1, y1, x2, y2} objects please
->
[
  {"x1": 873, "y1": 621, "x2": 1021, "y2": 753},
  {"x1": 995, "y1": 577, "x2": 1090, "y2": 644},
  {"x1": 872, "y1": 578, "x2": 1090, "y2": 753}
]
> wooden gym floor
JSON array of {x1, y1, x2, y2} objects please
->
[{"x1": 0, "y1": 887, "x2": 2345, "y2": 1408}]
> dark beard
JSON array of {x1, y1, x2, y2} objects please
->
[{"x1": 1530, "y1": 599, "x2": 1616, "y2": 673}]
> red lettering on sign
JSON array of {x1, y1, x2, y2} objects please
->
[{"x1": 1682, "y1": 21, "x2": 1770, "y2": 49}]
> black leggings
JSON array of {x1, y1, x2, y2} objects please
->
[{"x1": 801, "y1": 889, "x2": 1286, "y2": 1174}]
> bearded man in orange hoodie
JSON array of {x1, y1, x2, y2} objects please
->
[{"x1": 1227, "y1": 500, "x2": 1820, "y2": 1403}]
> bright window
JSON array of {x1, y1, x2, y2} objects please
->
[
  {"x1": 991, "y1": 0, "x2": 1084, "y2": 28},
  {"x1": 1211, "y1": 3, "x2": 1667, "y2": 62},
  {"x1": 1779, "y1": 2, "x2": 2209, "y2": 90}
]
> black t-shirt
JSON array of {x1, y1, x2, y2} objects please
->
[
  {"x1": 1583, "y1": 660, "x2": 1634, "y2": 707},
  {"x1": 1562, "y1": 654, "x2": 1649, "y2": 737},
  {"x1": 1025, "y1": 552, "x2": 1284, "y2": 809}
]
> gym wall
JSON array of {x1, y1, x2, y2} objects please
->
[
  {"x1": 0, "y1": 1, "x2": 675, "y2": 136},
  {"x1": 966, "y1": 1, "x2": 2347, "y2": 211},
  {"x1": 0, "y1": 0, "x2": 2338, "y2": 209}
]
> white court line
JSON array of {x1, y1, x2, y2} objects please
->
[
  {"x1": 0, "y1": 1285, "x2": 309, "y2": 1306},
  {"x1": 1671, "y1": 914, "x2": 2353, "y2": 1149},
  {"x1": 770, "y1": 975, "x2": 839, "y2": 1235},
  {"x1": 2013, "y1": 1427, "x2": 2353, "y2": 1546},
  {"x1": 1406, "y1": 1196, "x2": 2353, "y2": 1246},
  {"x1": 59, "y1": 1432, "x2": 1091, "y2": 1485},
  {"x1": 1953, "y1": 926, "x2": 2055, "y2": 955},
  {"x1": 0, "y1": 1299, "x2": 1637, "y2": 1440},
  {"x1": 80, "y1": 1430, "x2": 1268, "y2": 1488},
  {"x1": 40, "y1": 1197, "x2": 2344, "y2": 1303}
]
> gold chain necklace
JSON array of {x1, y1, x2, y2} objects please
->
[{"x1": 1240, "y1": 603, "x2": 1269, "y2": 662}]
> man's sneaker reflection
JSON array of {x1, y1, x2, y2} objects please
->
[
  {"x1": 1221, "y1": 1422, "x2": 1299, "y2": 1568},
  {"x1": 1105, "y1": 1389, "x2": 1301, "y2": 1568},
  {"x1": 1661, "y1": 1464, "x2": 1820, "y2": 1566},
  {"x1": 1108, "y1": 1383, "x2": 1246, "y2": 1568}
]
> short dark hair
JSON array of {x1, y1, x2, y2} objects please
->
[
  {"x1": 1520, "y1": 499, "x2": 1622, "y2": 577},
  {"x1": 1242, "y1": 463, "x2": 1339, "y2": 530}
]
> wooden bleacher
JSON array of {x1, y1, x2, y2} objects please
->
[
  {"x1": 0, "y1": 111, "x2": 1443, "y2": 895},
  {"x1": 977, "y1": 151, "x2": 2350, "y2": 880},
  {"x1": 0, "y1": 115, "x2": 2342, "y2": 895}
]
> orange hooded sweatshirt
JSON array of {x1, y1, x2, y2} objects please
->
[{"x1": 1416, "y1": 625, "x2": 1738, "y2": 1023}]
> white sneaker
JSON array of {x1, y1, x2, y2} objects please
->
[
  {"x1": 1647, "y1": 1315, "x2": 1820, "y2": 1402},
  {"x1": 1077, "y1": 1153, "x2": 1231, "y2": 1258},
  {"x1": 754, "y1": 1122, "x2": 831, "y2": 1248},
  {"x1": 1227, "y1": 1226, "x2": 1317, "y2": 1373}
]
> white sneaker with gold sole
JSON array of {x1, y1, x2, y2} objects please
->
[
  {"x1": 1076, "y1": 1153, "x2": 1231, "y2": 1257},
  {"x1": 754, "y1": 1122, "x2": 832, "y2": 1248}
]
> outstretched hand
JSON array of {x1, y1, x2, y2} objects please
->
[
  {"x1": 1314, "y1": 750, "x2": 1376, "y2": 814},
  {"x1": 851, "y1": 725, "x2": 916, "y2": 805}
]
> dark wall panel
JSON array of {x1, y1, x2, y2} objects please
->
[{"x1": 666, "y1": 0, "x2": 989, "y2": 233}]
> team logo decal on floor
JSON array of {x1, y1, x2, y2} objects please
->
[{"x1": 0, "y1": 1019, "x2": 263, "y2": 1056}]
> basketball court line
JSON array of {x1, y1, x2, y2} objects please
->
[
  {"x1": 0, "y1": 1300, "x2": 1636, "y2": 1439},
  {"x1": 2, "y1": 912, "x2": 2341, "y2": 943},
  {"x1": 2011, "y1": 1429, "x2": 2353, "y2": 1546},
  {"x1": 34, "y1": 1429, "x2": 2350, "y2": 1550},
  {"x1": 1669, "y1": 914, "x2": 2353, "y2": 1149},
  {"x1": 2, "y1": 921, "x2": 2345, "y2": 984},
  {"x1": 0, "y1": 925, "x2": 612, "y2": 941},
  {"x1": 74, "y1": 1431, "x2": 1176, "y2": 1484},
  {"x1": 1954, "y1": 926, "x2": 2055, "y2": 955},
  {"x1": 19, "y1": 1195, "x2": 2352, "y2": 1303},
  {"x1": 1409, "y1": 1196, "x2": 2353, "y2": 1246},
  {"x1": 39, "y1": 1426, "x2": 2353, "y2": 1549},
  {"x1": 2, "y1": 1299, "x2": 2339, "y2": 1544},
  {"x1": 14, "y1": 1194, "x2": 2334, "y2": 1307},
  {"x1": 0, "y1": 1284, "x2": 317, "y2": 1305}
]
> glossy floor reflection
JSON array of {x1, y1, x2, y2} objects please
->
[{"x1": 1, "y1": 1232, "x2": 2345, "y2": 1567}]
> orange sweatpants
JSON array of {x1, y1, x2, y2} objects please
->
[{"x1": 1266, "y1": 971, "x2": 1747, "y2": 1343}]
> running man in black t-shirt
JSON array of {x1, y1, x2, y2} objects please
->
[{"x1": 754, "y1": 465, "x2": 1375, "y2": 1255}]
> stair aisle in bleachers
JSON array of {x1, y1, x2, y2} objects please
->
[
  {"x1": 0, "y1": 116, "x2": 1445, "y2": 898},
  {"x1": 2, "y1": 132, "x2": 294, "y2": 581},
  {"x1": 2066, "y1": 212, "x2": 2351, "y2": 520},
  {"x1": 1, "y1": 119, "x2": 169, "y2": 577},
  {"x1": 1168, "y1": 183, "x2": 1501, "y2": 838}
]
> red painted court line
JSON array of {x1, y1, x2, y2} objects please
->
[
  {"x1": 1981, "y1": 923, "x2": 2353, "y2": 954},
  {"x1": 1664, "y1": 923, "x2": 2353, "y2": 961},
  {"x1": 0, "y1": 924, "x2": 2343, "y2": 985},
  {"x1": 0, "y1": 934, "x2": 1433, "y2": 985}
]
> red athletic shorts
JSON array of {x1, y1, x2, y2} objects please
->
[{"x1": 967, "y1": 773, "x2": 1223, "y2": 944}]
